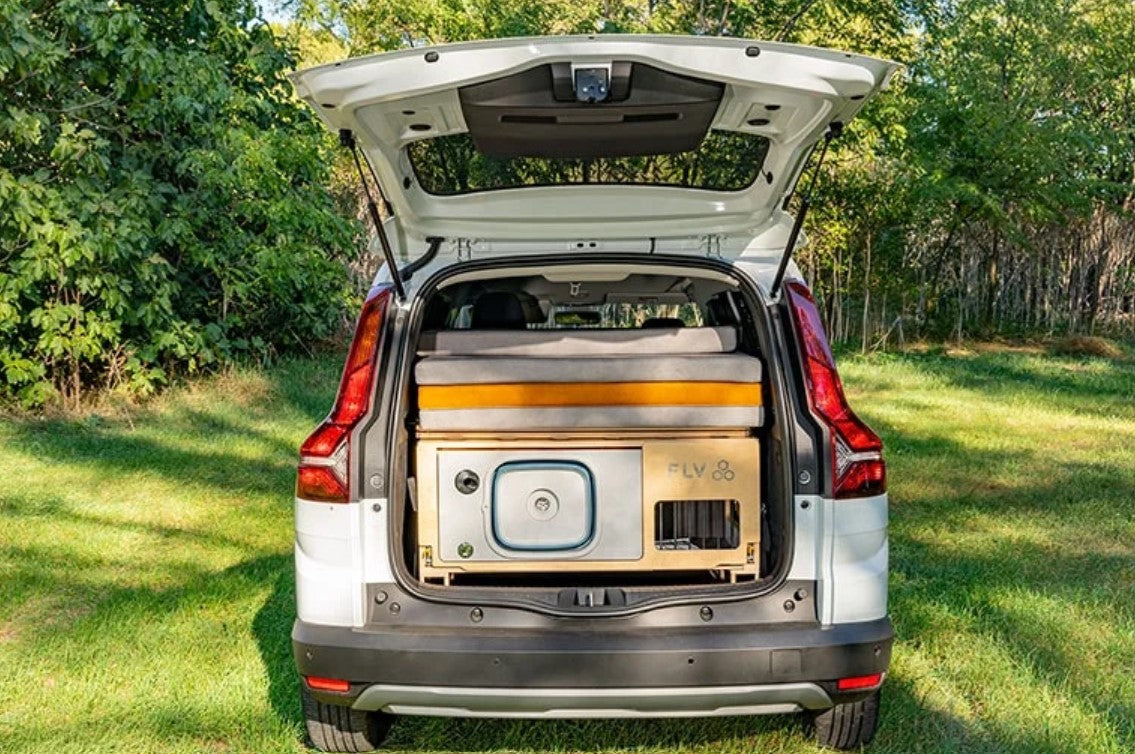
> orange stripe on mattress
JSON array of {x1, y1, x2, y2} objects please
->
[{"x1": 418, "y1": 382, "x2": 763, "y2": 410}]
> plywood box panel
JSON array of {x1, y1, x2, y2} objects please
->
[{"x1": 414, "y1": 434, "x2": 760, "y2": 582}]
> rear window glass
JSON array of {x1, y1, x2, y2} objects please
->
[
  {"x1": 451, "y1": 302, "x2": 705, "y2": 329},
  {"x1": 407, "y1": 131, "x2": 770, "y2": 195}
]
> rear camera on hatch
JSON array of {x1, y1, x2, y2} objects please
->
[{"x1": 574, "y1": 68, "x2": 610, "y2": 103}]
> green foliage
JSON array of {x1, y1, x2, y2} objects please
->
[{"x1": 0, "y1": 0, "x2": 358, "y2": 408}]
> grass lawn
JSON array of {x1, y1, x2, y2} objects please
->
[{"x1": 0, "y1": 346, "x2": 1132, "y2": 753}]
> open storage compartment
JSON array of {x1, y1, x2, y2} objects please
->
[{"x1": 401, "y1": 265, "x2": 778, "y2": 591}]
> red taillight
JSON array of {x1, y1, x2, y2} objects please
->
[
  {"x1": 296, "y1": 285, "x2": 393, "y2": 503},
  {"x1": 305, "y1": 675, "x2": 351, "y2": 693},
  {"x1": 836, "y1": 672, "x2": 884, "y2": 691},
  {"x1": 785, "y1": 281, "x2": 885, "y2": 499},
  {"x1": 296, "y1": 466, "x2": 349, "y2": 503}
]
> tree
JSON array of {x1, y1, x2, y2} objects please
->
[{"x1": 0, "y1": 0, "x2": 359, "y2": 408}]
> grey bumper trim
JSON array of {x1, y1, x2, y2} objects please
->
[
  {"x1": 352, "y1": 682, "x2": 833, "y2": 718},
  {"x1": 294, "y1": 616, "x2": 893, "y2": 692}
]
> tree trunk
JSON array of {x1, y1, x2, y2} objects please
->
[{"x1": 861, "y1": 231, "x2": 872, "y2": 353}]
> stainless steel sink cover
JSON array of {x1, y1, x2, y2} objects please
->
[
  {"x1": 436, "y1": 448, "x2": 642, "y2": 562},
  {"x1": 491, "y1": 461, "x2": 594, "y2": 551}
]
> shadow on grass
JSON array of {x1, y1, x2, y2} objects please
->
[
  {"x1": 0, "y1": 552, "x2": 300, "y2": 753},
  {"x1": 0, "y1": 490, "x2": 263, "y2": 551},
  {"x1": 872, "y1": 674, "x2": 1092, "y2": 754},
  {"x1": 254, "y1": 558, "x2": 303, "y2": 730},
  {"x1": 0, "y1": 358, "x2": 333, "y2": 748},
  {"x1": 877, "y1": 412, "x2": 1135, "y2": 752},
  {"x1": 5, "y1": 416, "x2": 296, "y2": 499},
  {"x1": 890, "y1": 526, "x2": 1134, "y2": 750}
]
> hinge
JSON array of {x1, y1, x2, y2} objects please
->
[{"x1": 700, "y1": 234, "x2": 724, "y2": 258}]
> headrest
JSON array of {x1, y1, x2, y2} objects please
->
[
  {"x1": 472, "y1": 292, "x2": 527, "y2": 329},
  {"x1": 421, "y1": 295, "x2": 452, "y2": 330},
  {"x1": 706, "y1": 294, "x2": 739, "y2": 326},
  {"x1": 641, "y1": 317, "x2": 686, "y2": 329}
]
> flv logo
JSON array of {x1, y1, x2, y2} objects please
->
[{"x1": 667, "y1": 459, "x2": 735, "y2": 482}]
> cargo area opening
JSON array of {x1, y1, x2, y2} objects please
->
[{"x1": 395, "y1": 262, "x2": 790, "y2": 597}]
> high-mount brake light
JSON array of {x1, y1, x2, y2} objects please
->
[
  {"x1": 295, "y1": 286, "x2": 393, "y2": 503},
  {"x1": 785, "y1": 281, "x2": 886, "y2": 499}
]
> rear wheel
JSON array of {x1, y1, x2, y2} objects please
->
[
  {"x1": 301, "y1": 685, "x2": 393, "y2": 752},
  {"x1": 805, "y1": 688, "x2": 881, "y2": 750}
]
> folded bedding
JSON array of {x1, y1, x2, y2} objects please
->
[
  {"x1": 415, "y1": 353, "x2": 762, "y2": 384},
  {"x1": 415, "y1": 327, "x2": 764, "y2": 430}
]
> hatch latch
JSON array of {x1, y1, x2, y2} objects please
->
[{"x1": 557, "y1": 587, "x2": 627, "y2": 609}]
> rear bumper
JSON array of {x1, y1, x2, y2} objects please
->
[
  {"x1": 351, "y1": 681, "x2": 834, "y2": 717},
  {"x1": 293, "y1": 616, "x2": 892, "y2": 717}
]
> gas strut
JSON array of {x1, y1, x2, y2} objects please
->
[
  {"x1": 340, "y1": 128, "x2": 406, "y2": 301},
  {"x1": 768, "y1": 121, "x2": 843, "y2": 299}
]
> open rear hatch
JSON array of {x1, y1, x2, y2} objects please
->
[
  {"x1": 289, "y1": 37, "x2": 898, "y2": 610},
  {"x1": 290, "y1": 35, "x2": 899, "y2": 246}
]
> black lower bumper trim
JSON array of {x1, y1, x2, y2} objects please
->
[{"x1": 294, "y1": 616, "x2": 892, "y2": 694}]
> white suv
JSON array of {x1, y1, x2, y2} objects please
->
[{"x1": 288, "y1": 35, "x2": 896, "y2": 752}]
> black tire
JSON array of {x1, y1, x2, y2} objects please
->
[
  {"x1": 805, "y1": 688, "x2": 881, "y2": 750},
  {"x1": 301, "y1": 685, "x2": 393, "y2": 752}
]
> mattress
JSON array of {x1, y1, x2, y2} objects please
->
[{"x1": 415, "y1": 327, "x2": 764, "y2": 430}]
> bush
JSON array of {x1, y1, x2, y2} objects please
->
[{"x1": 0, "y1": 0, "x2": 358, "y2": 409}]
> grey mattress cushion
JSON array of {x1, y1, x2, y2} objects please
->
[
  {"x1": 418, "y1": 326, "x2": 737, "y2": 356},
  {"x1": 415, "y1": 353, "x2": 762, "y2": 385},
  {"x1": 418, "y1": 406, "x2": 765, "y2": 430}
]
